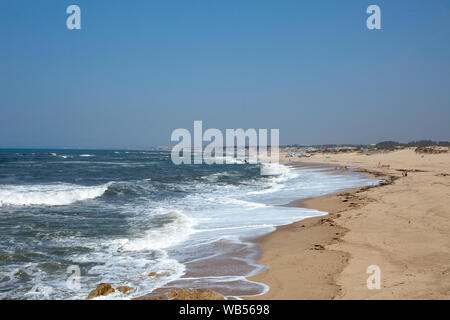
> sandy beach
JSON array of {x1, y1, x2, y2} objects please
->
[{"x1": 247, "y1": 148, "x2": 450, "y2": 299}]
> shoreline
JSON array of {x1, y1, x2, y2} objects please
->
[
  {"x1": 137, "y1": 162, "x2": 369, "y2": 300},
  {"x1": 243, "y1": 164, "x2": 390, "y2": 300},
  {"x1": 135, "y1": 148, "x2": 450, "y2": 300},
  {"x1": 245, "y1": 148, "x2": 450, "y2": 299}
]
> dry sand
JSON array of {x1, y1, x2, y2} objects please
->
[{"x1": 246, "y1": 148, "x2": 450, "y2": 299}]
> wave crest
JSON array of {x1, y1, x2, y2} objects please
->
[
  {"x1": 119, "y1": 211, "x2": 195, "y2": 252},
  {"x1": 0, "y1": 182, "x2": 112, "y2": 206}
]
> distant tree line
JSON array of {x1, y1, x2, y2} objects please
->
[
  {"x1": 375, "y1": 140, "x2": 450, "y2": 147},
  {"x1": 282, "y1": 140, "x2": 450, "y2": 149}
]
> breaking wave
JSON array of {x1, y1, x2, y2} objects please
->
[
  {"x1": 0, "y1": 182, "x2": 112, "y2": 206},
  {"x1": 119, "y1": 211, "x2": 195, "y2": 252}
]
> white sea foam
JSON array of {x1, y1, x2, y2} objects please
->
[
  {"x1": 119, "y1": 211, "x2": 195, "y2": 252},
  {"x1": 259, "y1": 163, "x2": 288, "y2": 176},
  {"x1": 0, "y1": 156, "x2": 379, "y2": 300},
  {"x1": 0, "y1": 182, "x2": 112, "y2": 206}
]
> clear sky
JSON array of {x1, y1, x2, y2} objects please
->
[{"x1": 1, "y1": 0, "x2": 449, "y2": 148}]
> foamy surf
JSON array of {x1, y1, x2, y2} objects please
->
[
  {"x1": 260, "y1": 163, "x2": 289, "y2": 176},
  {"x1": 119, "y1": 211, "x2": 195, "y2": 251},
  {"x1": 0, "y1": 182, "x2": 112, "y2": 206},
  {"x1": 0, "y1": 150, "x2": 380, "y2": 300}
]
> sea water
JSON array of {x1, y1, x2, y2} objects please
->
[{"x1": 0, "y1": 150, "x2": 378, "y2": 299}]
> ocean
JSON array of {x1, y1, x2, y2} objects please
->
[{"x1": 0, "y1": 150, "x2": 379, "y2": 299}]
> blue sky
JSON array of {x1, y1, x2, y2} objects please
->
[{"x1": 1, "y1": 0, "x2": 449, "y2": 148}]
